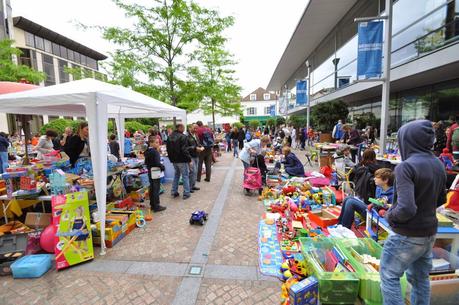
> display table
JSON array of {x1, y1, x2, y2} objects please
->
[
  {"x1": 366, "y1": 209, "x2": 459, "y2": 261},
  {"x1": 0, "y1": 194, "x2": 51, "y2": 221}
]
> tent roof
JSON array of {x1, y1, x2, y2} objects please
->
[{"x1": 0, "y1": 78, "x2": 185, "y2": 119}]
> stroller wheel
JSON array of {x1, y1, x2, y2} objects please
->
[
  {"x1": 258, "y1": 188, "x2": 263, "y2": 195},
  {"x1": 244, "y1": 188, "x2": 250, "y2": 195}
]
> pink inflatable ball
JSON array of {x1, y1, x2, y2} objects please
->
[{"x1": 40, "y1": 225, "x2": 55, "y2": 253}]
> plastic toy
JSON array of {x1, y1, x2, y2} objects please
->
[
  {"x1": 135, "y1": 210, "x2": 146, "y2": 228},
  {"x1": 189, "y1": 210, "x2": 208, "y2": 225},
  {"x1": 39, "y1": 225, "x2": 55, "y2": 253}
]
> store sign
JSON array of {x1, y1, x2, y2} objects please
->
[
  {"x1": 278, "y1": 96, "x2": 286, "y2": 115},
  {"x1": 357, "y1": 21, "x2": 383, "y2": 78},
  {"x1": 296, "y1": 80, "x2": 308, "y2": 106}
]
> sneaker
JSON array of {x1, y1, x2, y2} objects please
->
[
  {"x1": 190, "y1": 190, "x2": 195, "y2": 193},
  {"x1": 183, "y1": 194, "x2": 191, "y2": 200},
  {"x1": 204, "y1": 179, "x2": 210, "y2": 182},
  {"x1": 171, "y1": 193, "x2": 179, "y2": 198},
  {"x1": 152, "y1": 206, "x2": 167, "y2": 212},
  {"x1": 192, "y1": 186, "x2": 200, "y2": 191}
]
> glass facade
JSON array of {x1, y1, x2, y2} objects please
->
[
  {"x1": 42, "y1": 54, "x2": 56, "y2": 86},
  {"x1": 348, "y1": 79, "x2": 459, "y2": 133},
  {"x1": 309, "y1": 0, "x2": 458, "y2": 99},
  {"x1": 24, "y1": 31, "x2": 100, "y2": 71}
]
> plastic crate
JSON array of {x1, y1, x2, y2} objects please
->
[
  {"x1": 300, "y1": 237, "x2": 359, "y2": 304},
  {"x1": 335, "y1": 238, "x2": 407, "y2": 305},
  {"x1": 10, "y1": 254, "x2": 53, "y2": 278}
]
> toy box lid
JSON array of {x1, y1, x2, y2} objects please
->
[{"x1": 289, "y1": 276, "x2": 318, "y2": 294}]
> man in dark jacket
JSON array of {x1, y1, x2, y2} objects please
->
[
  {"x1": 187, "y1": 124, "x2": 203, "y2": 192},
  {"x1": 196, "y1": 121, "x2": 213, "y2": 182},
  {"x1": 0, "y1": 132, "x2": 10, "y2": 173},
  {"x1": 166, "y1": 124, "x2": 192, "y2": 200},
  {"x1": 380, "y1": 120, "x2": 446, "y2": 305}
]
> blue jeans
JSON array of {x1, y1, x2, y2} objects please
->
[
  {"x1": 380, "y1": 233, "x2": 435, "y2": 305},
  {"x1": 189, "y1": 157, "x2": 199, "y2": 189},
  {"x1": 172, "y1": 163, "x2": 190, "y2": 196},
  {"x1": 337, "y1": 196, "x2": 367, "y2": 229},
  {"x1": 0, "y1": 151, "x2": 8, "y2": 174},
  {"x1": 232, "y1": 139, "x2": 239, "y2": 157}
]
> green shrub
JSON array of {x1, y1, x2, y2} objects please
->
[{"x1": 249, "y1": 120, "x2": 260, "y2": 131}]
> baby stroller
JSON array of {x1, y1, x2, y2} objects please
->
[{"x1": 243, "y1": 154, "x2": 266, "y2": 195}]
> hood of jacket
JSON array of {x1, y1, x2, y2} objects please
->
[{"x1": 398, "y1": 120, "x2": 434, "y2": 161}]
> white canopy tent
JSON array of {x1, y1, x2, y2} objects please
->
[{"x1": 0, "y1": 78, "x2": 186, "y2": 254}]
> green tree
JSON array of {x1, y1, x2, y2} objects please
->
[
  {"x1": 266, "y1": 118, "x2": 276, "y2": 128},
  {"x1": 311, "y1": 100, "x2": 349, "y2": 132},
  {"x1": 0, "y1": 39, "x2": 45, "y2": 83},
  {"x1": 249, "y1": 120, "x2": 260, "y2": 131},
  {"x1": 288, "y1": 115, "x2": 307, "y2": 129},
  {"x1": 187, "y1": 30, "x2": 241, "y2": 130},
  {"x1": 276, "y1": 116, "x2": 286, "y2": 127},
  {"x1": 97, "y1": 0, "x2": 234, "y2": 125},
  {"x1": 352, "y1": 112, "x2": 378, "y2": 130}
]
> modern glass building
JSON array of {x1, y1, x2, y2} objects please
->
[{"x1": 268, "y1": 0, "x2": 459, "y2": 133}]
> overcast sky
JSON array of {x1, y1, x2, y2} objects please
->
[{"x1": 10, "y1": 0, "x2": 307, "y2": 96}]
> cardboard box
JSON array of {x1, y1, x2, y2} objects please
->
[
  {"x1": 289, "y1": 276, "x2": 319, "y2": 305},
  {"x1": 308, "y1": 209, "x2": 339, "y2": 227},
  {"x1": 25, "y1": 213, "x2": 52, "y2": 229}
]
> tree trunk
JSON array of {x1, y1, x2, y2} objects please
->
[{"x1": 211, "y1": 98, "x2": 216, "y2": 131}]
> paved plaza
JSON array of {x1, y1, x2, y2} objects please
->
[{"x1": 0, "y1": 151, "x2": 316, "y2": 305}]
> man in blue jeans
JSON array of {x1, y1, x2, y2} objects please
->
[
  {"x1": 380, "y1": 120, "x2": 446, "y2": 305},
  {"x1": 166, "y1": 124, "x2": 192, "y2": 200},
  {"x1": 0, "y1": 132, "x2": 10, "y2": 174}
]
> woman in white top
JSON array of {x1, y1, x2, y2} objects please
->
[
  {"x1": 239, "y1": 136, "x2": 270, "y2": 169},
  {"x1": 36, "y1": 129, "x2": 58, "y2": 159}
]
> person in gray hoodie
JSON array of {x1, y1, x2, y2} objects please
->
[{"x1": 380, "y1": 120, "x2": 446, "y2": 305}]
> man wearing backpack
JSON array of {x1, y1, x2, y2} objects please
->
[
  {"x1": 166, "y1": 124, "x2": 192, "y2": 200},
  {"x1": 196, "y1": 121, "x2": 214, "y2": 182}
]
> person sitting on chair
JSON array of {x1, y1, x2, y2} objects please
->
[
  {"x1": 337, "y1": 168, "x2": 394, "y2": 229},
  {"x1": 276, "y1": 146, "x2": 305, "y2": 177}
]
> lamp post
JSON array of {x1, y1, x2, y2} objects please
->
[
  {"x1": 332, "y1": 57, "x2": 340, "y2": 90},
  {"x1": 305, "y1": 60, "x2": 312, "y2": 132}
]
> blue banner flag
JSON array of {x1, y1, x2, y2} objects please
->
[
  {"x1": 269, "y1": 105, "x2": 276, "y2": 116},
  {"x1": 296, "y1": 80, "x2": 308, "y2": 106},
  {"x1": 357, "y1": 21, "x2": 383, "y2": 78}
]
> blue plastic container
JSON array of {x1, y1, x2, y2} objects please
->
[{"x1": 11, "y1": 254, "x2": 53, "y2": 278}]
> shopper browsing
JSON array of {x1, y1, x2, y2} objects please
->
[
  {"x1": 187, "y1": 124, "x2": 204, "y2": 192},
  {"x1": 196, "y1": 121, "x2": 214, "y2": 182},
  {"x1": 380, "y1": 120, "x2": 446, "y2": 305},
  {"x1": 276, "y1": 146, "x2": 304, "y2": 177},
  {"x1": 65, "y1": 122, "x2": 90, "y2": 167},
  {"x1": 337, "y1": 168, "x2": 394, "y2": 229},
  {"x1": 36, "y1": 129, "x2": 58, "y2": 160},
  {"x1": 166, "y1": 124, "x2": 192, "y2": 200},
  {"x1": 0, "y1": 132, "x2": 10, "y2": 173},
  {"x1": 144, "y1": 137, "x2": 166, "y2": 212},
  {"x1": 240, "y1": 136, "x2": 270, "y2": 169}
]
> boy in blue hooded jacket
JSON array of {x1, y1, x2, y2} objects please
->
[{"x1": 380, "y1": 120, "x2": 446, "y2": 305}]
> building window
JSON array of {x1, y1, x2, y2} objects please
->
[
  {"x1": 58, "y1": 60, "x2": 69, "y2": 83},
  {"x1": 87, "y1": 57, "x2": 97, "y2": 70},
  {"x1": 31, "y1": 50, "x2": 38, "y2": 70},
  {"x1": 263, "y1": 93, "x2": 271, "y2": 100},
  {"x1": 59, "y1": 46, "x2": 68, "y2": 59},
  {"x1": 74, "y1": 52, "x2": 81, "y2": 64},
  {"x1": 83, "y1": 69, "x2": 94, "y2": 78},
  {"x1": 250, "y1": 94, "x2": 257, "y2": 101},
  {"x1": 52, "y1": 43, "x2": 60, "y2": 56},
  {"x1": 71, "y1": 64, "x2": 82, "y2": 80},
  {"x1": 67, "y1": 50, "x2": 74, "y2": 62},
  {"x1": 80, "y1": 55, "x2": 87, "y2": 66},
  {"x1": 44, "y1": 39, "x2": 52, "y2": 54},
  {"x1": 25, "y1": 32, "x2": 35, "y2": 47},
  {"x1": 34, "y1": 36, "x2": 44, "y2": 50},
  {"x1": 43, "y1": 54, "x2": 56, "y2": 86},
  {"x1": 18, "y1": 48, "x2": 32, "y2": 67},
  {"x1": 264, "y1": 106, "x2": 271, "y2": 115},
  {"x1": 247, "y1": 107, "x2": 256, "y2": 115}
]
